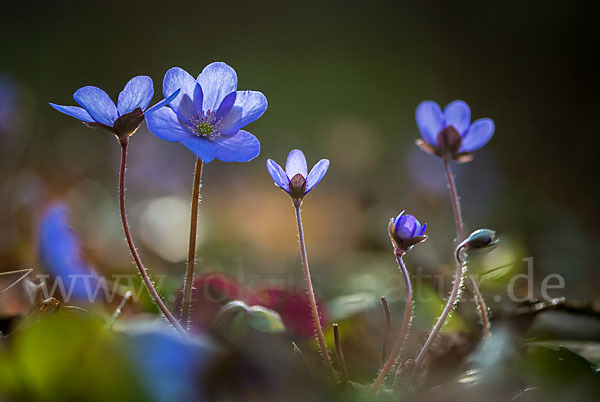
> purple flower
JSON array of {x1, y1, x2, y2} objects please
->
[
  {"x1": 146, "y1": 62, "x2": 267, "y2": 163},
  {"x1": 415, "y1": 100, "x2": 495, "y2": 161},
  {"x1": 49, "y1": 76, "x2": 179, "y2": 141},
  {"x1": 38, "y1": 203, "x2": 100, "y2": 302},
  {"x1": 388, "y1": 211, "x2": 427, "y2": 253},
  {"x1": 266, "y1": 149, "x2": 330, "y2": 201}
]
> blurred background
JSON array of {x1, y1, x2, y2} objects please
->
[{"x1": 1, "y1": 0, "x2": 599, "y2": 314}]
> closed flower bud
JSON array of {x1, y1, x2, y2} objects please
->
[
  {"x1": 389, "y1": 211, "x2": 427, "y2": 255},
  {"x1": 464, "y1": 228, "x2": 498, "y2": 249}
]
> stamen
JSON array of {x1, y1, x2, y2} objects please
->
[{"x1": 187, "y1": 109, "x2": 223, "y2": 140}]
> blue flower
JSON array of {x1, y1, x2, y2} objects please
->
[
  {"x1": 146, "y1": 62, "x2": 267, "y2": 163},
  {"x1": 126, "y1": 325, "x2": 214, "y2": 402},
  {"x1": 415, "y1": 100, "x2": 495, "y2": 161},
  {"x1": 266, "y1": 149, "x2": 330, "y2": 201},
  {"x1": 389, "y1": 211, "x2": 427, "y2": 253},
  {"x1": 38, "y1": 203, "x2": 100, "y2": 302},
  {"x1": 49, "y1": 76, "x2": 179, "y2": 141}
]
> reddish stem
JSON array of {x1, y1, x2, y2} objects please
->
[
  {"x1": 294, "y1": 203, "x2": 336, "y2": 380},
  {"x1": 181, "y1": 157, "x2": 203, "y2": 328},
  {"x1": 119, "y1": 140, "x2": 185, "y2": 334}
]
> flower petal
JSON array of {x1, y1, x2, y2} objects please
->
[
  {"x1": 399, "y1": 215, "x2": 418, "y2": 239},
  {"x1": 175, "y1": 94, "x2": 196, "y2": 124},
  {"x1": 163, "y1": 67, "x2": 198, "y2": 112},
  {"x1": 213, "y1": 130, "x2": 260, "y2": 162},
  {"x1": 145, "y1": 88, "x2": 181, "y2": 114},
  {"x1": 266, "y1": 159, "x2": 290, "y2": 192},
  {"x1": 219, "y1": 90, "x2": 268, "y2": 135},
  {"x1": 215, "y1": 92, "x2": 237, "y2": 122},
  {"x1": 443, "y1": 100, "x2": 471, "y2": 135},
  {"x1": 197, "y1": 62, "x2": 238, "y2": 112},
  {"x1": 460, "y1": 118, "x2": 495, "y2": 152},
  {"x1": 117, "y1": 76, "x2": 154, "y2": 116},
  {"x1": 418, "y1": 223, "x2": 428, "y2": 236},
  {"x1": 416, "y1": 101, "x2": 444, "y2": 146},
  {"x1": 73, "y1": 86, "x2": 118, "y2": 126},
  {"x1": 285, "y1": 149, "x2": 308, "y2": 178},
  {"x1": 145, "y1": 106, "x2": 191, "y2": 142},
  {"x1": 49, "y1": 103, "x2": 95, "y2": 123},
  {"x1": 180, "y1": 136, "x2": 217, "y2": 162},
  {"x1": 193, "y1": 82, "x2": 203, "y2": 113},
  {"x1": 306, "y1": 159, "x2": 330, "y2": 193}
]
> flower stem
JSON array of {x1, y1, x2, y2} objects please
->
[
  {"x1": 373, "y1": 253, "x2": 413, "y2": 391},
  {"x1": 118, "y1": 140, "x2": 185, "y2": 334},
  {"x1": 410, "y1": 242, "x2": 467, "y2": 378},
  {"x1": 443, "y1": 159, "x2": 465, "y2": 240},
  {"x1": 333, "y1": 323, "x2": 349, "y2": 383},
  {"x1": 181, "y1": 157, "x2": 203, "y2": 329},
  {"x1": 443, "y1": 158, "x2": 490, "y2": 338},
  {"x1": 469, "y1": 276, "x2": 490, "y2": 338},
  {"x1": 294, "y1": 203, "x2": 336, "y2": 380},
  {"x1": 380, "y1": 296, "x2": 391, "y2": 369}
]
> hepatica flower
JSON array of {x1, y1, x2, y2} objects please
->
[
  {"x1": 416, "y1": 100, "x2": 495, "y2": 162},
  {"x1": 146, "y1": 62, "x2": 268, "y2": 163},
  {"x1": 266, "y1": 149, "x2": 330, "y2": 203},
  {"x1": 389, "y1": 211, "x2": 427, "y2": 254},
  {"x1": 39, "y1": 203, "x2": 100, "y2": 301},
  {"x1": 49, "y1": 76, "x2": 178, "y2": 141}
]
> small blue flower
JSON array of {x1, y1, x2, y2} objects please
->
[
  {"x1": 415, "y1": 100, "x2": 495, "y2": 161},
  {"x1": 49, "y1": 76, "x2": 179, "y2": 140},
  {"x1": 38, "y1": 203, "x2": 100, "y2": 301},
  {"x1": 266, "y1": 149, "x2": 330, "y2": 201},
  {"x1": 389, "y1": 211, "x2": 427, "y2": 253},
  {"x1": 146, "y1": 62, "x2": 268, "y2": 163}
]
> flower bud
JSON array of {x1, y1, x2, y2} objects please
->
[{"x1": 464, "y1": 229, "x2": 498, "y2": 249}]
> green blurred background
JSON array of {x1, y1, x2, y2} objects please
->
[{"x1": 1, "y1": 0, "x2": 599, "y2": 308}]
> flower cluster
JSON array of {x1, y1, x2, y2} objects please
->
[{"x1": 44, "y1": 61, "x2": 507, "y2": 397}]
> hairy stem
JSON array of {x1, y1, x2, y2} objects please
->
[
  {"x1": 443, "y1": 158, "x2": 490, "y2": 338},
  {"x1": 181, "y1": 157, "x2": 203, "y2": 329},
  {"x1": 443, "y1": 159, "x2": 465, "y2": 240},
  {"x1": 118, "y1": 140, "x2": 185, "y2": 334},
  {"x1": 373, "y1": 254, "x2": 413, "y2": 391},
  {"x1": 294, "y1": 203, "x2": 336, "y2": 380},
  {"x1": 469, "y1": 276, "x2": 490, "y2": 338}
]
